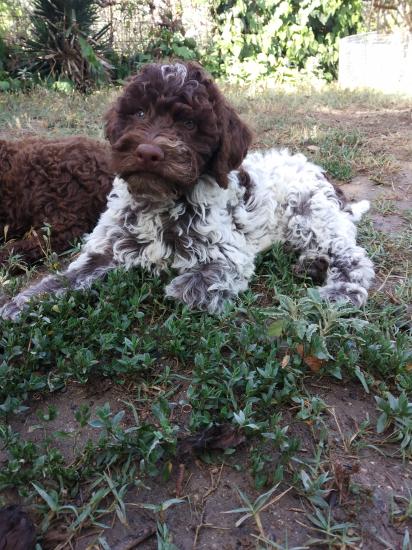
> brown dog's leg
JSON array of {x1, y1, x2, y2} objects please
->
[
  {"x1": 0, "y1": 223, "x2": 90, "y2": 269},
  {"x1": 0, "y1": 236, "x2": 45, "y2": 269}
]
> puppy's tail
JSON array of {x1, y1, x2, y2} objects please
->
[{"x1": 344, "y1": 199, "x2": 370, "y2": 223}]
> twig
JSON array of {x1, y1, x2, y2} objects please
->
[
  {"x1": 259, "y1": 486, "x2": 293, "y2": 514},
  {"x1": 192, "y1": 464, "x2": 224, "y2": 549},
  {"x1": 376, "y1": 267, "x2": 394, "y2": 292},
  {"x1": 176, "y1": 463, "x2": 186, "y2": 497},
  {"x1": 328, "y1": 407, "x2": 349, "y2": 454},
  {"x1": 111, "y1": 526, "x2": 157, "y2": 550}
]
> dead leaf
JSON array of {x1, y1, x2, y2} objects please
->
[
  {"x1": 42, "y1": 529, "x2": 68, "y2": 546},
  {"x1": 178, "y1": 424, "x2": 245, "y2": 455},
  {"x1": 281, "y1": 355, "x2": 290, "y2": 368},
  {"x1": 175, "y1": 463, "x2": 186, "y2": 497},
  {"x1": 331, "y1": 460, "x2": 360, "y2": 504},
  {"x1": 304, "y1": 355, "x2": 325, "y2": 372},
  {"x1": 296, "y1": 344, "x2": 305, "y2": 358},
  {"x1": 296, "y1": 344, "x2": 325, "y2": 372}
]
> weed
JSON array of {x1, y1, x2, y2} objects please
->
[
  {"x1": 296, "y1": 467, "x2": 332, "y2": 509},
  {"x1": 391, "y1": 490, "x2": 412, "y2": 523},
  {"x1": 224, "y1": 484, "x2": 292, "y2": 539},
  {"x1": 303, "y1": 507, "x2": 360, "y2": 548},
  {"x1": 376, "y1": 393, "x2": 412, "y2": 457},
  {"x1": 374, "y1": 199, "x2": 397, "y2": 216},
  {"x1": 134, "y1": 498, "x2": 184, "y2": 549}
]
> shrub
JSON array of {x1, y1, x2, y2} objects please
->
[
  {"x1": 0, "y1": 0, "x2": 27, "y2": 90},
  {"x1": 107, "y1": 9, "x2": 199, "y2": 82},
  {"x1": 23, "y1": 0, "x2": 112, "y2": 91},
  {"x1": 206, "y1": 0, "x2": 364, "y2": 82}
]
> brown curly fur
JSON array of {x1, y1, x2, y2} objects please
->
[
  {"x1": 0, "y1": 136, "x2": 114, "y2": 266},
  {"x1": 0, "y1": 505, "x2": 36, "y2": 550}
]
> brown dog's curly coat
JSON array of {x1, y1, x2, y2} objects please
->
[{"x1": 0, "y1": 136, "x2": 114, "y2": 266}]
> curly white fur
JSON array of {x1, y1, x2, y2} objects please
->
[{"x1": 1, "y1": 148, "x2": 374, "y2": 319}]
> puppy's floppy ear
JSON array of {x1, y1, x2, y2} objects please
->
[
  {"x1": 185, "y1": 61, "x2": 252, "y2": 189},
  {"x1": 104, "y1": 104, "x2": 121, "y2": 145},
  {"x1": 208, "y1": 103, "x2": 253, "y2": 188}
]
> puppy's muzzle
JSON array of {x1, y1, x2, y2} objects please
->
[{"x1": 135, "y1": 143, "x2": 165, "y2": 171}]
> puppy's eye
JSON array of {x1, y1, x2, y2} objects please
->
[
  {"x1": 135, "y1": 109, "x2": 145, "y2": 119},
  {"x1": 183, "y1": 120, "x2": 195, "y2": 130}
]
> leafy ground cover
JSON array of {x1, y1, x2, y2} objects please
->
[{"x1": 0, "y1": 83, "x2": 411, "y2": 549}]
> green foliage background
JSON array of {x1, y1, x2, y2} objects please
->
[
  {"x1": 206, "y1": 0, "x2": 364, "y2": 82},
  {"x1": 0, "y1": 0, "x2": 365, "y2": 90}
]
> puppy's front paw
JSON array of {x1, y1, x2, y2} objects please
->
[
  {"x1": 0, "y1": 291, "x2": 30, "y2": 320},
  {"x1": 0, "y1": 298, "x2": 27, "y2": 321},
  {"x1": 319, "y1": 282, "x2": 367, "y2": 307},
  {"x1": 165, "y1": 269, "x2": 232, "y2": 314}
]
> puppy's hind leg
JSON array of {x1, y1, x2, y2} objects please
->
[
  {"x1": 318, "y1": 240, "x2": 374, "y2": 306},
  {"x1": 286, "y1": 192, "x2": 374, "y2": 306}
]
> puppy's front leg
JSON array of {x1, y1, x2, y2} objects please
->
[
  {"x1": 0, "y1": 249, "x2": 115, "y2": 320},
  {"x1": 165, "y1": 258, "x2": 253, "y2": 313}
]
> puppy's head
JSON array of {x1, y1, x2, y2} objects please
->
[{"x1": 105, "y1": 62, "x2": 252, "y2": 198}]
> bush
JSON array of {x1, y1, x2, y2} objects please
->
[
  {"x1": 107, "y1": 8, "x2": 200, "y2": 82},
  {"x1": 0, "y1": 0, "x2": 365, "y2": 90},
  {"x1": 23, "y1": 0, "x2": 112, "y2": 91},
  {"x1": 0, "y1": 0, "x2": 28, "y2": 90},
  {"x1": 205, "y1": 0, "x2": 364, "y2": 82}
]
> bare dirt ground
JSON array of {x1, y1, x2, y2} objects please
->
[{"x1": 7, "y1": 378, "x2": 411, "y2": 549}]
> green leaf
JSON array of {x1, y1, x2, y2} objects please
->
[
  {"x1": 160, "y1": 498, "x2": 185, "y2": 511},
  {"x1": 89, "y1": 419, "x2": 105, "y2": 428},
  {"x1": 268, "y1": 319, "x2": 287, "y2": 337},
  {"x1": 254, "y1": 483, "x2": 280, "y2": 510},
  {"x1": 353, "y1": 366, "x2": 369, "y2": 393},
  {"x1": 376, "y1": 412, "x2": 388, "y2": 434},
  {"x1": 32, "y1": 483, "x2": 58, "y2": 512},
  {"x1": 402, "y1": 527, "x2": 410, "y2": 550}
]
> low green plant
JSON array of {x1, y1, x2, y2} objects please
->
[
  {"x1": 376, "y1": 393, "x2": 412, "y2": 457},
  {"x1": 224, "y1": 483, "x2": 291, "y2": 539},
  {"x1": 305, "y1": 507, "x2": 360, "y2": 547},
  {"x1": 24, "y1": 0, "x2": 111, "y2": 91},
  {"x1": 391, "y1": 490, "x2": 412, "y2": 523},
  {"x1": 296, "y1": 465, "x2": 332, "y2": 509},
  {"x1": 137, "y1": 498, "x2": 184, "y2": 549}
]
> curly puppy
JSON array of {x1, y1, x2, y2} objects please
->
[
  {"x1": 1, "y1": 62, "x2": 374, "y2": 320},
  {"x1": 0, "y1": 136, "x2": 113, "y2": 266}
]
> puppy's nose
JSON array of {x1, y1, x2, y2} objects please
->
[{"x1": 136, "y1": 144, "x2": 164, "y2": 165}]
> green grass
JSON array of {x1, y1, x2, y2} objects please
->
[{"x1": 0, "y1": 83, "x2": 412, "y2": 549}]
